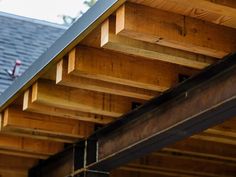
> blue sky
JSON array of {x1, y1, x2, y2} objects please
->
[{"x1": 0, "y1": 0, "x2": 90, "y2": 24}]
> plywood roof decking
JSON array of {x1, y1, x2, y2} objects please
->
[{"x1": 0, "y1": 0, "x2": 236, "y2": 176}]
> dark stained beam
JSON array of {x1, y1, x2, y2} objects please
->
[
  {"x1": 86, "y1": 52, "x2": 236, "y2": 171},
  {"x1": 29, "y1": 52, "x2": 236, "y2": 177},
  {"x1": 29, "y1": 143, "x2": 85, "y2": 177}
]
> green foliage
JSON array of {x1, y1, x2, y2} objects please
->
[
  {"x1": 61, "y1": 0, "x2": 97, "y2": 26},
  {"x1": 84, "y1": 0, "x2": 96, "y2": 7}
]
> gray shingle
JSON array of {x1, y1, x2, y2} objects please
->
[{"x1": 0, "y1": 12, "x2": 67, "y2": 95}]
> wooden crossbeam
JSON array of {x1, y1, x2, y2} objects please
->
[
  {"x1": 1, "y1": 106, "x2": 94, "y2": 143},
  {"x1": 24, "y1": 88, "x2": 114, "y2": 125},
  {"x1": 85, "y1": 53, "x2": 236, "y2": 171},
  {"x1": 165, "y1": 138, "x2": 236, "y2": 162},
  {"x1": 193, "y1": 118, "x2": 236, "y2": 145},
  {"x1": 0, "y1": 154, "x2": 37, "y2": 170},
  {"x1": 0, "y1": 169, "x2": 28, "y2": 177},
  {"x1": 0, "y1": 154, "x2": 37, "y2": 177},
  {"x1": 101, "y1": 18, "x2": 215, "y2": 69},
  {"x1": 118, "y1": 149, "x2": 236, "y2": 177},
  {"x1": 120, "y1": 164, "x2": 235, "y2": 177},
  {"x1": 57, "y1": 58, "x2": 157, "y2": 100},
  {"x1": 0, "y1": 134, "x2": 63, "y2": 159},
  {"x1": 193, "y1": 133, "x2": 236, "y2": 146},
  {"x1": 68, "y1": 45, "x2": 198, "y2": 92},
  {"x1": 31, "y1": 79, "x2": 141, "y2": 117},
  {"x1": 116, "y1": 3, "x2": 236, "y2": 58},
  {"x1": 128, "y1": 0, "x2": 236, "y2": 29}
]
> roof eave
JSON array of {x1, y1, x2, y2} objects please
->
[{"x1": 0, "y1": 0, "x2": 125, "y2": 112}]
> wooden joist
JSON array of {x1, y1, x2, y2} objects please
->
[
  {"x1": 68, "y1": 45, "x2": 198, "y2": 92},
  {"x1": 165, "y1": 138, "x2": 236, "y2": 162},
  {"x1": 193, "y1": 133, "x2": 236, "y2": 146},
  {"x1": 192, "y1": 118, "x2": 236, "y2": 145},
  {"x1": 0, "y1": 134, "x2": 63, "y2": 159},
  {"x1": 31, "y1": 79, "x2": 142, "y2": 117},
  {"x1": 0, "y1": 134, "x2": 64, "y2": 159},
  {"x1": 24, "y1": 89, "x2": 114, "y2": 125},
  {"x1": 116, "y1": 3, "x2": 236, "y2": 58},
  {"x1": 100, "y1": 18, "x2": 215, "y2": 69},
  {"x1": 0, "y1": 154, "x2": 37, "y2": 177},
  {"x1": 57, "y1": 58, "x2": 157, "y2": 100},
  {"x1": 0, "y1": 169, "x2": 28, "y2": 177},
  {"x1": 118, "y1": 150, "x2": 236, "y2": 177},
  {"x1": 128, "y1": 0, "x2": 236, "y2": 29},
  {"x1": 1, "y1": 106, "x2": 94, "y2": 143}
]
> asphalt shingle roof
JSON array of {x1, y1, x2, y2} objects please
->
[{"x1": 0, "y1": 12, "x2": 67, "y2": 94}]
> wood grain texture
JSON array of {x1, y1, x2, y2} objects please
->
[
  {"x1": 101, "y1": 18, "x2": 215, "y2": 69},
  {"x1": 128, "y1": 0, "x2": 236, "y2": 29},
  {"x1": 0, "y1": 134, "x2": 63, "y2": 159},
  {"x1": 116, "y1": 3, "x2": 236, "y2": 58},
  {"x1": 68, "y1": 45, "x2": 199, "y2": 92},
  {"x1": 57, "y1": 58, "x2": 157, "y2": 100},
  {"x1": 2, "y1": 106, "x2": 94, "y2": 142}
]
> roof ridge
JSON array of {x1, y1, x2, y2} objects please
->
[{"x1": 0, "y1": 11, "x2": 68, "y2": 29}]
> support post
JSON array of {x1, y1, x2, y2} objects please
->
[{"x1": 28, "y1": 142, "x2": 85, "y2": 177}]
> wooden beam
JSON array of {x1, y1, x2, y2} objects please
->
[
  {"x1": 29, "y1": 144, "x2": 85, "y2": 177},
  {"x1": 165, "y1": 138, "x2": 236, "y2": 162},
  {"x1": 120, "y1": 164, "x2": 234, "y2": 177},
  {"x1": 31, "y1": 79, "x2": 142, "y2": 117},
  {"x1": 0, "y1": 169, "x2": 28, "y2": 177},
  {"x1": 101, "y1": 18, "x2": 215, "y2": 69},
  {"x1": 84, "y1": 53, "x2": 236, "y2": 171},
  {"x1": 68, "y1": 45, "x2": 199, "y2": 92},
  {"x1": 192, "y1": 117, "x2": 236, "y2": 145},
  {"x1": 0, "y1": 134, "x2": 63, "y2": 159},
  {"x1": 156, "y1": 150, "x2": 235, "y2": 166},
  {"x1": 118, "y1": 148, "x2": 236, "y2": 177},
  {"x1": 116, "y1": 3, "x2": 236, "y2": 58},
  {"x1": 57, "y1": 58, "x2": 158, "y2": 100},
  {"x1": 111, "y1": 169, "x2": 174, "y2": 177},
  {"x1": 0, "y1": 154, "x2": 37, "y2": 177},
  {"x1": 24, "y1": 88, "x2": 114, "y2": 125},
  {"x1": 192, "y1": 132, "x2": 236, "y2": 145},
  {"x1": 0, "y1": 154, "x2": 37, "y2": 171},
  {"x1": 1, "y1": 106, "x2": 94, "y2": 142},
  {"x1": 122, "y1": 153, "x2": 236, "y2": 177},
  {"x1": 128, "y1": 0, "x2": 236, "y2": 29}
]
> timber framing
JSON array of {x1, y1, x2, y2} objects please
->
[
  {"x1": 89, "y1": 53, "x2": 236, "y2": 171},
  {"x1": 29, "y1": 52, "x2": 236, "y2": 176},
  {"x1": 0, "y1": 0, "x2": 126, "y2": 112},
  {"x1": 116, "y1": 3, "x2": 236, "y2": 58},
  {"x1": 1, "y1": 0, "x2": 236, "y2": 176}
]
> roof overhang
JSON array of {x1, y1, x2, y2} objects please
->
[{"x1": 0, "y1": 0, "x2": 125, "y2": 112}]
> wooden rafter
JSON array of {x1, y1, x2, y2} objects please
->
[
  {"x1": 128, "y1": 0, "x2": 236, "y2": 29},
  {"x1": 116, "y1": 3, "x2": 236, "y2": 58},
  {"x1": 23, "y1": 89, "x2": 114, "y2": 124},
  {"x1": 30, "y1": 79, "x2": 143, "y2": 117},
  {"x1": 1, "y1": 106, "x2": 94, "y2": 142},
  {"x1": 57, "y1": 58, "x2": 157, "y2": 100},
  {"x1": 100, "y1": 18, "x2": 216, "y2": 69},
  {"x1": 68, "y1": 45, "x2": 199, "y2": 92},
  {"x1": 0, "y1": 134, "x2": 63, "y2": 159}
]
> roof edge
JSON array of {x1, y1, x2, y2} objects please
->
[{"x1": 0, "y1": 0, "x2": 126, "y2": 111}]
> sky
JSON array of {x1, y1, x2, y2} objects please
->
[{"x1": 0, "y1": 0, "x2": 90, "y2": 24}]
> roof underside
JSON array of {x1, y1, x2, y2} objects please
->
[{"x1": 0, "y1": 0, "x2": 236, "y2": 177}]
